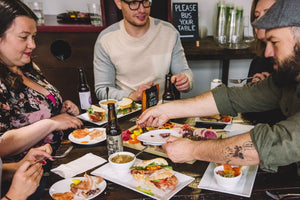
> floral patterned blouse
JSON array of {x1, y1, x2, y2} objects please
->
[{"x1": 0, "y1": 63, "x2": 63, "y2": 163}]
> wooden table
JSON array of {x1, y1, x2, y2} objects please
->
[{"x1": 42, "y1": 112, "x2": 300, "y2": 199}]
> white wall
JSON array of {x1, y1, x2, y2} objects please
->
[{"x1": 26, "y1": 0, "x2": 253, "y2": 99}]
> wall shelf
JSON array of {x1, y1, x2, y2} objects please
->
[{"x1": 37, "y1": 15, "x2": 106, "y2": 32}]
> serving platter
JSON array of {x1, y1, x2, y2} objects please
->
[
  {"x1": 68, "y1": 128, "x2": 106, "y2": 145},
  {"x1": 91, "y1": 161, "x2": 194, "y2": 200},
  {"x1": 49, "y1": 176, "x2": 107, "y2": 200},
  {"x1": 77, "y1": 103, "x2": 141, "y2": 126},
  {"x1": 123, "y1": 123, "x2": 225, "y2": 164},
  {"x1": 195, "y1": 115, "x2": 232, "y2": 125}
]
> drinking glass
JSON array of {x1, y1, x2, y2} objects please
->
[
  {"x1": 28, "y1": 1, "x2": 44, "y2": 25},
  {"x1": 87, "y1": 3, "x2": 102, "y2": 26},
  {"x1": 243, "y1": 15, "x2": 254, "y2": 43}
]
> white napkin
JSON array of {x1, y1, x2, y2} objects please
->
[
  {"x1": 51, "y1": 153, "x2": 106, "y2": 178},
  {"x1": 224, "y1": 124, "x2": 254, "y2": 138}
]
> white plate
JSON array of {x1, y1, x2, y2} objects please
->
[
  {"x1": 49, "y1": 176, "x2": 107, "y2": 200},
  {"x1": 68, "y1": 128, "x2": 106, "y2": 145},
  {"x1": 77, "y1": 103, "x2": 141, "y2": 126},
  {"x1": 198, "y1": 162, "x2": 258, "y2": 197},
  {"x1": 91, "y1": 161, "x2": 194, "y2": 200},
  {"x1": 137, "y1": 129, "x2": 180, "y2": 146},
  {"x1": 195, "y1": 116, "x2": 232, "y2": 125}
]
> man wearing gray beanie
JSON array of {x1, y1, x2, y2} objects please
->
[{"x1": 138, "y1": 0, "x2": 300, "y2": 173}]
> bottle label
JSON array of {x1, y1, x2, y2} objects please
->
[
  {"x1": 79, "y1": 91, "x2": 92, "y2": 110},
  {"x1": 107, "y1": 135, "x2": 123, "y2": 156}
]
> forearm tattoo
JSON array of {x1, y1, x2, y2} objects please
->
[{"x1": 223, "y1": 141, "x2": 254, "y2": 163}]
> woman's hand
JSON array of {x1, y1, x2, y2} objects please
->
[
  {"x1": 5, "y1": 161, "x2": 43, "y2": 200},
  {"x1": 252, "y1": 72, "x2": 270, "y2": 82},
  {"x1": 50, "y1": 113, "x2": 83, "y2": 130},
  {"x1": 61, "y1": 100, "x2": 80, "y2": 116},
  {"x1": 17, "y1": 144, "x2": 53, "y2": 169}
]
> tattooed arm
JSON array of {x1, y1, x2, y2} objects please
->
[{"x1": 162, "y1": 132, "x2": 260, "y2": 166}]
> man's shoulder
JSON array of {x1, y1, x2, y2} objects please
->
[
  {"x1": 98, "y1": 22, "x2": 121, "y2": 38},
  {"x1": 152, "y1": 18, "x2": 177, "y2": 31}
]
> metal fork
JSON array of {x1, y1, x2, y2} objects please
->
[
  {"x1": 266, "y1": 190, "x2": 300, "y2": 200},
  {"x1": 52, "y1": 145, "x2": 73, "y2": 159},
  {"x1": 229, "y1": 77, "x2": 253, "y2": 84}
]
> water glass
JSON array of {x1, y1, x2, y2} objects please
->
[
  {"x1": 87, "y1": 3, "x2": 102, "y2": 26},
  {"x1": 215, "y1": 1, "x2": 227, "y2": 46},
  {"x1": 243, "y1": 15, "x2": 254, "y2": 43},
  {"x1": 28, "y1": 1, "x2": 44, "y2": 25},
  {"x1": 226, "y1": 7, "x2": 245, "y2": 49}
]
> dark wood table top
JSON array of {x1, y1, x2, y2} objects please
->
[{"x1": 42, "y1": 112, "x2": 300, "y2": 200}]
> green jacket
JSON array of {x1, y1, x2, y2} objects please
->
[{"x1": 212, "y1": 75, "x2": 300, "y2": 172}]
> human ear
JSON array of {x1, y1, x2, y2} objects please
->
[{"x1": 114, "y1": 0, "x2": 122, "y2": 10}]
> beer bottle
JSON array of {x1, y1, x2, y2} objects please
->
[
  {"x1": 106, "y1": 103, "x2": 123, "y2": 156},
  {"x1": 78, "y1": 67, "x2": 92, "y2": 112},
  {"x1": 162, "y1": 73, "x2": 175, "y2": 103}
]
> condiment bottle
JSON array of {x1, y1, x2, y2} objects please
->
[
  {"x1": 106, "y1": 103, "x2": 123, "y2": 156},
  {"x1": 162, "y1": 73, "x2": 175, "y2": 104},
  {"x1": 78, "y1": 67, "x2": 92, "y2": 112}
]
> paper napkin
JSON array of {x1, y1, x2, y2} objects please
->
[{"x1": 51, "y1": 153, "x2": 106, "y2": 178}]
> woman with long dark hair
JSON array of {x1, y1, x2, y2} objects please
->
[{"x1": 0, "y1": 0, "x2": 82, "y2": 198}]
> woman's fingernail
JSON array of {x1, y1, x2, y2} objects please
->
[{"x1": 40, "y1": 160, "x2": 47, "y2": 165}]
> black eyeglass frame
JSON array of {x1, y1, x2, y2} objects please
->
[{"x1": 121, "y1": 0, "x2": 152, "y2": 11}]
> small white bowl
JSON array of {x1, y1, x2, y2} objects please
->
[
  {"x1": 99, "y1": 99, "x2": 118, "y2": 112},
  {"x1": 108, "y1": 151, "x2": 136, "y2": 173},
  {"x1": 214, "y1": 165, "x2": 242, "y2": 188}
]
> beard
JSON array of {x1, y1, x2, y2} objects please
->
[{"x1": 272, "y1": 42, "x2": 300, "y2": 87}]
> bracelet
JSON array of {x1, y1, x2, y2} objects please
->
[{"x1": 4, "y1": 195, "x2": 12, "y2": 200}]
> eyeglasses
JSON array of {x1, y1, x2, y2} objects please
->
[{"x1": 121, "y1": 0, "x2": 152, "y2": 11}]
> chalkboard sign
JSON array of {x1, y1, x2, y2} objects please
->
[{"x1": 173, "y1": 3, "x2": 199, "y2": 40}]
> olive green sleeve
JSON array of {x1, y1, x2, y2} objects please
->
[
  {"x1": 250, "y1": 111, "x2": 300, "y2": 172},
  {"x1": 212, "y1": 77, "x2": 282, "y2": 116}
]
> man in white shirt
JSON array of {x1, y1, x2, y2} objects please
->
[{"x1": 93, "y1": 0, "x2": 193, "y2": 101}]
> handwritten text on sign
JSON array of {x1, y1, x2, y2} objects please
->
[{"x1": 173, "y1": 3, "x2": 198, "y2": 39}]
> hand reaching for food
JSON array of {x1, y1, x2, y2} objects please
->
[{"x1": 138, "y1": 105, "x2": 170, "y2": 128}]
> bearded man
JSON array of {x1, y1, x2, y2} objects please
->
[{"x1": 138, "y1": 0, "x2": 300, "y2": 173}]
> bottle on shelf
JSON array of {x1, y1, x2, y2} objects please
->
[
  {"x1": 162, "y1": 73, "x2": 175, "y2": 104},
  {"x1": 106, "y1": 103, "x2": 123, "y2": 156},
  {"x1": 78, "y1": 67, "x2": 92, "y2": 112}
]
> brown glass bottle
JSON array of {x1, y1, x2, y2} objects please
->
[
  {"x1": 106, "y1": 103, "x2": 123, "y2": 156},
  {"x1": 162, "y1": 73, "x2": 175, "y2": 103},
  {"x1": 78, "y1": 67, "x2": 92, "y2": 112}
]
